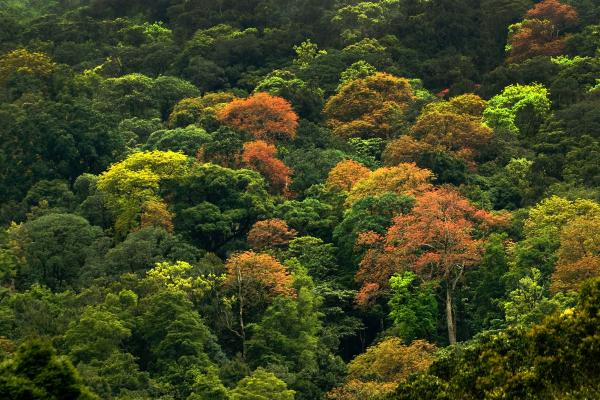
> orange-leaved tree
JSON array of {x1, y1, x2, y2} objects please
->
[
  {"x1": 242, "y1": 140, "x2": 293, "y2": 195},
  {"x1": 345, "y1": 163, "x2": 433, "y2": 206},
  {"x1": 217, "y1": 92, "x2": 298, "y2": 142},
  {"x1": 507, "y1": 0, "x2": 578, "y2": 63},
  {"x1": 383, "y1": 94, "x2": 492, "y2": 168},
  {"x1": 551, "y1": 216, "x2": 600, "y2": 293},
  {"x1": 327, "y1": 337, "x2": 437, "y2": 399},
  {"x1": 326, "y1": 159, "x2": 371, "y2": 192},
  {"x1": 224, "y1": 251, "x2": 295, "y2": 358},
  {"x1": 356, "y1": 187, "x2": 505, "y2": 344},
  {"x1": 247, "y1": 218, "x2": 297, "y2": 250},
  {"x1": 323, "y1": 72, "x2": 415, "y2": 139}
]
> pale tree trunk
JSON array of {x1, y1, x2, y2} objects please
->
[{"x1": 446, "y1": 285, "x2": 456, "y2": 345}]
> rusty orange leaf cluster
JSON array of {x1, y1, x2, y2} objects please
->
[
  {"x1": 323, "y1": 72, "x2": 415, "y2": 139},
  {"x1": 507, "y1": 0, "x2": 578, "y2": 64},
  {"x1": 242, "y1": 140, "x2": 293, "y2": 195},
  {"x1": 345, "y1": 163, "x2": 433, "y2": 206},
  {"x1": 224, "y1": 251, "x2": 295, "y2": 299},
  {"x1": 326, "y1": 159, "x2": 371, "y2": 192},
  {"x1": 551, "y1": 216, "x2": 600, "y2": 293},
  {"x1": 247, "y1": 219, "x2": 297, "y2": 250},
  {"x1": 217, "y1": 92, "x2": 299, "y2": 142}
]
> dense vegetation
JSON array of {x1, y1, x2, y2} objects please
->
[{"x1": 1, "y1": 0, "x2": 599, "y2": 399}]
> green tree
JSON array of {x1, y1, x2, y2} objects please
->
[
  {"x1": 231, "y1": 368, "x2": 295, "y2": 400},
  {"x1": 0, "y1": 339, "x2": 98, "y2": 400},
  {"x1": 388, "y1": 272, "x2": 438, "y2": 342}
]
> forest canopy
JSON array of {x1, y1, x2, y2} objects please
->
[{"x1": 1, "y1": 0, "x2": 600, "y2": 399}]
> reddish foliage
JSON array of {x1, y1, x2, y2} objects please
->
[
  {"x1": 526, "y1": 0, "x2": 579, "y2": 30},
  {"x1": 247, "y1": 219, "x2": 297, "y2": 250},
  {"x1": 355, "y1": 188, "x2": 501, "y2": 303},
  {"x1": 508, "y1": 19, "x2": 568, "y2": 63},
  {"x1": 224, "y1": 251, "x2": 296, "y2": 299},
  {"x1": 217, "y1": 92, "x2": 298, "y2": 142},
  {"x1": 242, "y1": 140, "x2": 293, "y2": 195}
]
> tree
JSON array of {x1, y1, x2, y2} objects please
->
[
  {"x1": 388, "y1": 272, "x2": 438, "y2": 342},
  {"x1": 0, "y1": 48, "x2": 56, "y2": 95},
  {"x1": 223, "y1": 251, "x2": 295, "y2": 358},
  {"x1": 506, "y1": 0, "x2": 579, "y2": 64},
  {"x1": 483, "y1": 83, "x2": 551, "y2": 136},
  {"x1": 143, "y1": 126, "x2": 213, "y2": 157},
  {"x1": 345, "y1": 163, "x2": 433, "y2": 206},
  {"x1": 357, "y1": 188, "x2": 502, "y2": 344},
  {"x1": 64, "y1": 306, "x2": 131, "y2": 364},
  {"x1": 166, "y1": 163, "x2": 273, "y2": 251},
  {"x1": 247, "y1": 219, "x2": 297, "y2": 250},
  {"x1": 139, "y1": 199, "x2": 174, "y2": 232},
  {"x1": 168, "y1": 92, "x2": 236, "y2": 130},
  {"x1": 97, "y1": 150, "x2": 189, "y2": 236},
  {"x1": 242, "y1": 140, "x2": 293, "y2": 195},
  {"x1": 10, "y1": 213, "x2": 104, "y2": 291},
  {"x1": 325, "y1": 160, "x2": 371, "y2": 192},
  {"x1": 0, "y1": 339, "x2": 98, "y2": 400},
  {"x1": 230, "y1": 368, "x2": 295, "y2": 400},
  {"x1": 254, "y1": 69, "x2": 324, "y2": 120},
  {"x1": 525, "y1": 0, "x2": 579, "y2": 30},
  {"x1": 328, "y1": 337, "x2": 436, "y2": 400},
  {"x1": 504, "y1": 268, "x2": 576, "y2": 327},
  {"x1": 551, "y1": 216, "x2": 600, "y2": 293},
  {"x1": 217, "y1": 93, "x2": 299, "y2": 142},
  {"x1": 323, "y1": 72, "x2": 415, "y2": 139}
]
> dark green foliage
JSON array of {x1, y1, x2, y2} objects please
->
[
  {"x1": 391, "y1": 278, "x2": 600, "y2": 400},
  {"x1": 2, "y1": 1, "x2": 600, "y2": 399},
  {"x1": 0, "y1": 339, "x2": 98, "y2": 400}
]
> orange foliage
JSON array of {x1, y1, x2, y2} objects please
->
[
  {"x1": 327, "y1": 337, "x2": 436, "y2": 400},
  {"x1": 508, "y1": 19, "x2": 568, "y2": 63},
  {"x1": 355, "y1": 187, "x2": 502, "y2": 343},
  {"x1": 551, "y1": 217, "x2": 600, "y2": 293},
  {"x1": 323, "y1": 72, "x2": 415, "y2": 139},
  {"x1": 242, "y1": 140, "x2": 293, "y2": 195},
  {"x1": 526, "y1": 0, "x2": 579, "y2": 30},
  {"x1": 139, "y1": 199, "x2": 174, "y2": 232},
  {"x1": 224, "y1": 251, "x2": 295, "y2": 299},
  {"x1": 410, "y1": 111, "x2": 492, "y2": 162},
  {"x1": 507, "y1": 0, "x2": 578, "y2": 64},
  {"x1": 247, "y1": 219, "x2": 297, "y2": 250},
  {"x1": 382, "y1": 135, "x2": 432, "y2": 166},
  {"x1": 326, "y1": 160, "x2": 371, "y2": 191},
  {"x1": 217, "y1": 92, "x2": 298, "y2": 142},
  {"x1": 345, "y1": 163, "x2": 433, "y2": 206}
]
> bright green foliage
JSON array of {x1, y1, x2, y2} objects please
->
[
  {"x1": 0, "y1": 339, "x2": 98, "y2": 399},
  {"x1": 337, "y1": 61, "x2": 376, "y2": 90},
  {"x1": 503, "y1": 268, "x2": 577, "y2": 327},
  {"x1": 97, "y1": 150, "x2": 189, "y2": 236},
  {"x1": 483, "y1": 83, "x2": 551, "y2": 136},
  {"x1": 146, "y1": 260, "x2": 212, "y2": 301},
  {"x1": 388, "y1": 272, "x2": 438, "y2": 342},
  {"x1": 231, "y1": 368, "x2": 295, "y2": 400},
  {"x1": 293, "y1": 39, "x2": 327, "y2": 70}
]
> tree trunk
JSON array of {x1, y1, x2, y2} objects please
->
[{"x1": 446, "y1": 285, "x2": 456, "y2": 345}]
